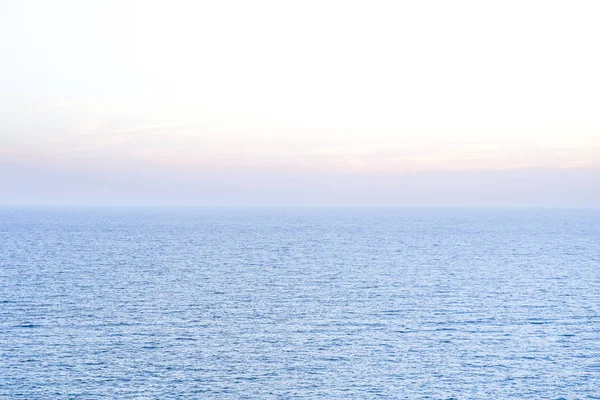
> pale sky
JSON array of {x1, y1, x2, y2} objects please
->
[{"x1": 1, "y1": 0, "x2": 599, "y2": 206}]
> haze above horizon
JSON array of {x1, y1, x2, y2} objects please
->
[{"x1": 1, "y1": 0, "x2": 599, "y2": 207}]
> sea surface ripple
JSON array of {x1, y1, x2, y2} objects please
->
[{"x1": 1, "y1": 208, "x2": 599, "y2": 398}]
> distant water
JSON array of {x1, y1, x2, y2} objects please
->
[{"x1": 1, "y1": 208, "x2": 599, "y2": 399}]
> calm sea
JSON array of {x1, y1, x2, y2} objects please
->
[{"x1": 1, "y1": 208, "x2": 599, "y2": 399}]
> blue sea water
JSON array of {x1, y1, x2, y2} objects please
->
[{"x1": 1, "y1": 208, "x2": 599, "y2": 399}]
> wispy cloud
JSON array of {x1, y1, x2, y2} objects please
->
[{"x1": 111, "y1": 123, "x2": 206, "y2": 135}]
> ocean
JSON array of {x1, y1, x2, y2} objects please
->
[{"x1": 1, "y1": 208, "x2": 599, "y2": 399}]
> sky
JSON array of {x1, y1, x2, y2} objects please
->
[{"x1": 1, "y1": 0, "x2": 599, "y2": 206}]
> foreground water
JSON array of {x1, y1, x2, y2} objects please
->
[{"x1": 1, "y1": 208, "x2": 599, "y2": 398}]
